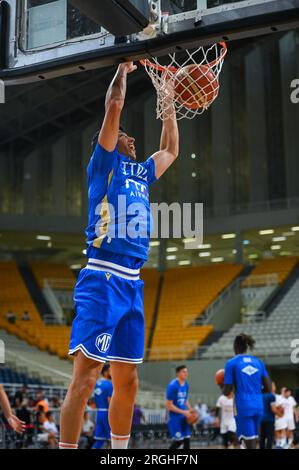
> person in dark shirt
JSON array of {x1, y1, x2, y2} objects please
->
[
  {"x1": 260, "y1": 382, "x2": 278, "y2": 449},
  {"x1": 132, "y1": 404, "x2": 145, "y2": 426},
  {"x1": 14, "y1": 385, "x2": 28, "y2": 407}
]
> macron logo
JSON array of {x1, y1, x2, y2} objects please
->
[
  {"x1": 96, "y1": 333, "x2": 112, "y2": 353},
  {"x1": 241, "y1": 365, "x2": 258, "y2": 376}
]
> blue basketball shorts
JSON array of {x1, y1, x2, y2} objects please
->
[
  {"x1": 168, "y1": 415, "x2": 191, "y2": 441},
  {"x1": 69, "y1": 254, "x2": 145, "y2": 364},
  {"x1": 235, "y1": 413, "x2": 263, "y2": 441},
  {"x1": 94, "y1": 411, "x2": 110, "y2": 441}
]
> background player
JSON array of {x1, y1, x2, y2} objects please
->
[
  {"x1": 0, "y1": 384, "x2": 26, "y2": 434},
  {"x1": 216, "y1": 391, "x2": 237, "y2": 449},
  {"x1": 60, "y1": 61, "x2": 179, "y2": 450},
  {"x1": 260, "y1": 382, "x2": 277, "y2": 449},
  {"x1": 223, "y1": 334, "x2": 271, "y2": 449},
  {"x1": 275, "y1": 387, "x2": 298, "y2": 449},
  {"x1": 275, "y1": 386, "x2": 287, "y2": 448},
  {"x1": 166, "y1": 365, "x2": 195, "y2": 449},
  {"x1": 93, "y1": 364, "x2": 113, "y2": 449}
]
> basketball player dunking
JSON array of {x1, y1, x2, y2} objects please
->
[{"x1": 59, "y1": 62, "x2": 179, "y2": 449}]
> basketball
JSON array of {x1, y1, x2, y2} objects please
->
[
  {"x1": 186, "y1": 410, "x2": 199, "y2": 425},
  {"x1": 276, "y1": 405, "x2": 285, "y2": 418},
  {"x1": 215, "y1": 369, "x2": 225, "y2": 386},
  {"x1": 174, "y1": 64, "x2": 219, "y2": 110}
]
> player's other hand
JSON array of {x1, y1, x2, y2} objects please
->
[
  {"x1": 7, "y1": 414, "x2": 26, "y2": 433},
  {"x1": 184, "y1": 410, "x2": 192, "y2": 419},
  {"x1": 119, "y1": 61, "x2": 137, "y2": 74}
]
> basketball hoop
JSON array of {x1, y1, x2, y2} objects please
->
[{"x1": 140, "y1": 42, "x2": 227, "y2": 120}]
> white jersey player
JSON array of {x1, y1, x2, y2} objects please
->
[
  {"x1": 275, "y1": 387, "x2": 297, "y2": 448},
  {"x1": 216, "y1": 392, "x2": 237, "y2": 448}
]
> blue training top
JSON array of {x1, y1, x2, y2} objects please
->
[
  {"x1": 86, "y1": 143, "x2": 157, "y2": 262},
  {"x1": 224, "y1": 354, "x2": 269, "y2": 417},
  {"x1": 94, "y1": 378, "x2": 113, "y2": 411},
  {"x1": 261, "y1": 393, "x2": 276, "y2": 423},
  {"x1": 166, "y1": 379, "x2": 189, "y2": 419}
]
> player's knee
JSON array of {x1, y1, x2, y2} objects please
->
[
  {"x1": 70, "y1": 374, "x2": 97, "y2": 398},
  {"x1": 116, "y1": 371, "x2": 138, "y2": 397}
]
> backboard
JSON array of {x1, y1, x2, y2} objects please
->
[{"x1": 1, "y1": 0, "x2": 299, "y2": 85}]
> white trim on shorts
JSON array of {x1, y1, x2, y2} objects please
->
[
  {"x1": 107, "y1": 355, "x2": 143, "y2": 364},
  {"x1": 86, "y1": 258, "x2": 140, "y2": 280},
  {"x1": 69, "y1": 344, "x2": 106, "y2": 363},
  {"x1": 239, "y1": 434, "x2": 259, "y2": 440}
]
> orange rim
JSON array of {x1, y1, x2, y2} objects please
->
[{"x1": 140, "y1": 41, "x2": 227, "y2": 73}]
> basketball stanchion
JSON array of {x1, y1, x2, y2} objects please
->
[
  {"x1": 0, "y1": 79, "x2": 5, "y2": 104},
  {"x1": 140, "y1": 42, "x2": 227, "y2": 120}
]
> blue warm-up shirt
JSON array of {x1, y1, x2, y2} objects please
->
[
  {"x1": 224, "y1": 354, "x2": 268, "y2": 418},
  {"x1": 261, "y1": 393, "x2": 276, "y2": 423},
  {"x1": 94, "y1": 378, "x2": 113, "y2": 411},
  {"x1": 86, "y1": 143, "x2": 157, "y2": 262},
  {"x1": 166, "y1": 379, "x2": 189, "y2": 419}
]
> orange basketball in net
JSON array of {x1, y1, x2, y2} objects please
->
[
  {"x1": 174, "y1": 64, "x2": 219, "y2": 110},
  {"x1": 215, "y1": 369, "x2": 225, "y2": 386}
]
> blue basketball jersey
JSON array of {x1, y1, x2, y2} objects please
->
[
  {"x1": 86, "y1": 143, "x2": 157, "y2": 262},
  {"x1": 94, "y1": 378, "x2": 113, "y2": 410},
  {"x1": 224, "y1": 354, "x2": 268, "y2": 417},
  {"x1": 166, "y1": 379, "x2": 189, "y2": 418}
]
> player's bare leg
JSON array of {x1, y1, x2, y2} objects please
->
[
  {"x1": 60, "y1": 352, "x2": 103, "y2": 448},
  {"x1": 109, "y1": 362, "x2": 138, "y2": 449},
  {"x1": 286, "y1": 429, "x2": 294, "y2": 448}
]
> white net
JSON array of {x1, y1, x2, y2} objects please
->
[{"x1": 141, "y1": 42, "x2": 227, "y2": 120}]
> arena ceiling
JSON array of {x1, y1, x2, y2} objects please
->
[{"x1": 0, "y1": 224, "x2": 299, "y2": 269}]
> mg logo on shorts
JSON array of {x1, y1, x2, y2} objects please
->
[{"x1": 96, "y1": 333, "x2": 112, "y2": 353}]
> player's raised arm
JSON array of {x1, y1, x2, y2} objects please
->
[
  {"x1": 99, "y1": 62, "x2": 137, "y2": 152},
  {"x1": 151, "y1": 84, "x2": 179, "y2": 179}
]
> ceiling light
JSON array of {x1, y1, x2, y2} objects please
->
[
  {"x1": 167, "y1": 247, "x2": 178, "y2": 253},
  {"x1": 259, "y1": 229, "x2": 274, "y2": 235},
  {"x1": 179, "y1": 260, "x2": 191, "y2": 266},
  {"x1": 82, "y1": 249, "x2": 87, "y2": 255},
  {"x1": 199, "y1": 252, "x2": 211, "y2": 257},
  {"x1": 221, "y1": 233, "x2": 236, "y2": 239},
  {"x1": 243, "y1": 240, "x2": 250, "y2": 245},
  {"x1": 191, "y1": 153, "x2": 196, "y2": 159},
  {"x1": 36, "y1": 235, "x2": 51, "y2": 241},
  {"x1": 271, "y1": 245, "x2": 281, "y2": 250},
  {"x1": 198, "y1": 244, "x2": 211, "y2": 249},
  {"x1": 283, "y1": 231, "x2": 295, "y2": 237},
  {"x1": 248, "y1": 254, "x2": 258, "y2": 259},
  {"x1": 272, "y1": 236, "x2": 286, "y2": 242},
  {"x1": 191, "y1": 172, "x2": 197, "y2": 178},
  {"x1": 184, "y1": 238, "x2": 203, "y2": 245},
  {"x1": 291, "y1": 226, "x2": 299, "y2": 231},
  {"x1": 211, "y1": 257, "x2": 224, "y2": 263},
  {"x1": 167, "y1": 255, "x2": 176, "y2": 260},
  {"x1": 150, "y1": 241, "x2": 160, "y2": 247}
]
